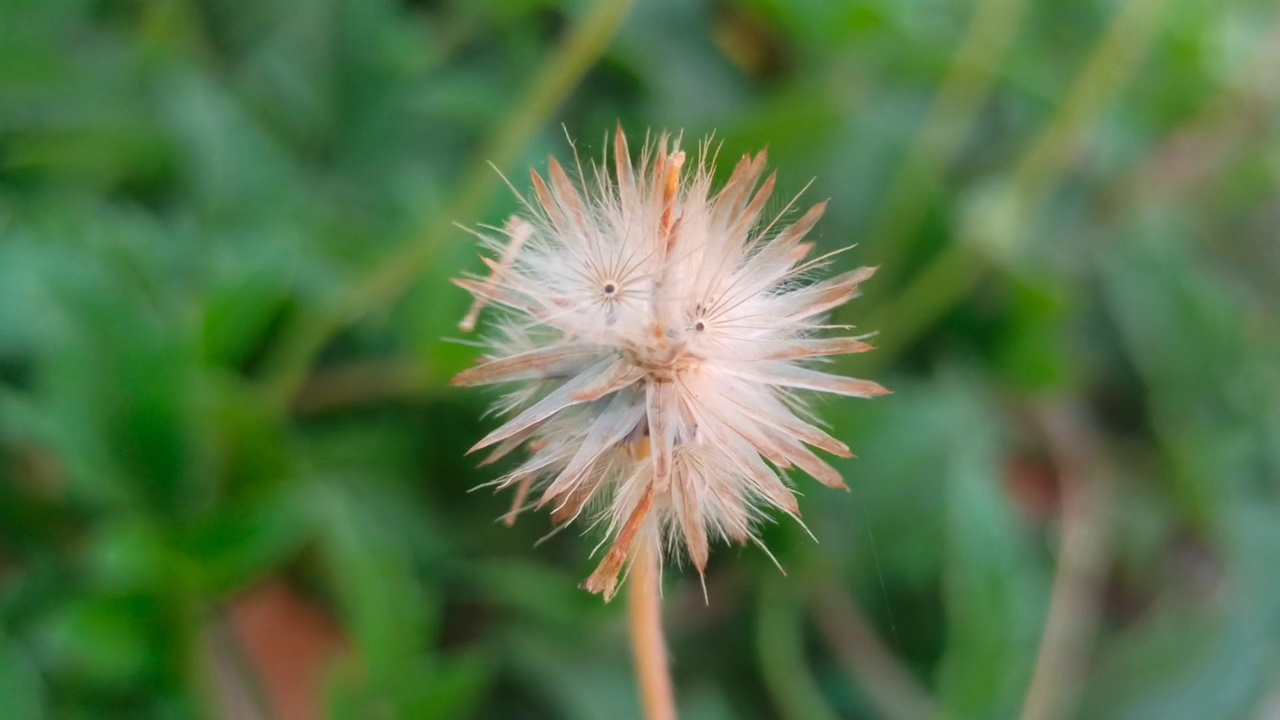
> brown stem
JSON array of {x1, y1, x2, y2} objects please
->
[
  {"x1": 290, "y1": 359, "x2": 431, "y2": 416},
  {"x1": 1019, "y1": 402, "x2": 1112, "y2": 720},
  {"x1": 629, "y1": 541, "x2": 677, "y2": 720},
  {"x1": 207, "y1": 615, "x2": 273, "y2": 720}
]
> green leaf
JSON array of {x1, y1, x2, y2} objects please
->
[
  {"x1": 0, "y1": 637, "x2": 44, "y2": 720},
  {"x1": 934, "y1": 382, "x2": 1048, "y2": 719},
  {"x1": 33, "y1": 596, "x2": 155, "y2": 691},
  {"x1": 1080, "y1": 504, "x2": 1280, "y2": 720}
]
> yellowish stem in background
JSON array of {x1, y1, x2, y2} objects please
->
[{"x1": 1019, "y1": 403, "x2": 1112, "y2": 720}]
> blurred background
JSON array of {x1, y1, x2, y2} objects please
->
[{"x1": 2, "y1": 0, "x2": 1279, "y2": 718}]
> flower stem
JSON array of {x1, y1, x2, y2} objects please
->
[{"x1": 628, "y1": 542, "x2": 677, "y2": 720}]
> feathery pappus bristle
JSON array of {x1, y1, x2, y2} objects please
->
[{"x1": 455, "y1": 126, "x2": 888, "y2": 601}]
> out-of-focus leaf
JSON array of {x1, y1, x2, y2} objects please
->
[
  {"x1": 184, "y1": 484, "x2": 309, "y2": 595},
  {"x1": 411, "y1": 650, "x2": 493, "y2": 718},
  {"x1": 159, "y1": 69, "x2": 304, "y2": 222},
  {"x1": 83, "y1": 519, "x2": 169, "y2": 593},
  {"x1": 312, "y1": 477, "x2": 442, "y2": 714},
  {"x1": 0, "y1": 637, "x2": 44, "y2": 720},
  {"x1": 934, "y1": 381, "x2": 1048, "y2": 719},
  {"x1": 32, "y1": 596, "x2": 155, "y2": 691},
  {"x1": 1080, "y1": 504, "x2": 1280, "y2": 720},
  {"x1": 994, "y1": 274, "x2": 1073, "y2": 392},
  {"x1": 182, "y1": 385, "x2": 304, "y2": 593},
  {"x1": 503, "y1": 630, "x2": 640, "y2": 720},
  {"x1": 1102, "y1": 223, "x2": 1275, "y2": 516},
  {"x1": 202, "y1": 255, "x2": 296, "y2": 370},
  {"x1": 471, "y1": 559, "x2": 614, "y2": 636},
  {"x1": 820, "y1": 381, "x2": 955, "y2": 589},
  {"x1": 7, "y1": 218, "x2": 209, "y2": 517}
]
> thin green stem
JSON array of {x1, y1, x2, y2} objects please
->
[
  {"x1": 164, "y1": 553, "x2": 220, "y2": 720},
  {"x1": 865, "y1": 0, "x2": 1029, "y2": 287},
  {"x1": 1010, "y1": 0, "x2": 1165, "y2": 206},
  {"x1": 858, "y1": 243, "x2": 984, "y2": 370},
  {"x1": 1115, "y1": 10, "x2": 1280, "y2": 210},
  {"x1": 259, "y1": 0, "x2": 636, "y2": 411},
  {"x1": 809, "y1": 577, "x2": 947, "y2": 720},
  {"x1": 756, "y1": 581, "x2": 842, "y2": 720},
  {"x1": 854, "y1": 0, "x2": 1166, "y2": 365}
]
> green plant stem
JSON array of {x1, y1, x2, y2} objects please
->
[
  {"x1": 861, "y1": 243, "x2": 985, "y2": 368},
  {"x1": 756, "y1": 581, "x2": 842, "y2": 720},
  {"x1": 259, "y1": 0, "x2": 636, "y2": 412},
  {"x1": 1115, "y1": 10, "x2": 1280, "y2": 209},
  {"x1": 291, "y1": 359, "x2": 432, "y2": 415},
  {"x1": 1009, "y1": 0, "x2": 1165, "y2": 208},
  {"x1": 850, "y1": 0, "x2": 1166, "y2": 368},
  {"x1": 810, "y1": 578, "x2": 946, "y2": 720},
  {"x1": 165, "y1": 555, "x2": 220, "y2": 720},
  {"x1": 865, "y1": 0, "x2": 1029, "y2": 288}
]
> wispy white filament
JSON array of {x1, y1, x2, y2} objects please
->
[{"x1": 455, "y1": 127, "x2": 888, "y2": 600}]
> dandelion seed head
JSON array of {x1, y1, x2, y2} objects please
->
[{"x1": 454, "y1": 126, "x2": 889, "y2": 600}]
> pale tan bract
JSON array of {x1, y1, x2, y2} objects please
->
[{"x1": 454, "y1": 126, "x2": 888, "y2": 600}]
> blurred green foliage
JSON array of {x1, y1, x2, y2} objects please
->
[{"x1": 2, "y1": 0, "x2": 1279, "y2": 718}]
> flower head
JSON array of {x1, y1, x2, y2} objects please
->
[{"x1": 454, "y1": 127, "x2": 888, "y2": 600}]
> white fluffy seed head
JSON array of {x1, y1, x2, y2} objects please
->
[{"x1": 454, "y1": 127, "x2": 889, "y2": 600}]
